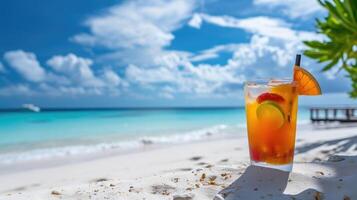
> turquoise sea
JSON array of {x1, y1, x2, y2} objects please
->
[{"x1": 0, "y1": 107, "x2": 310, "y2": 164}]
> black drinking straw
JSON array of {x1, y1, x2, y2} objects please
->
[{"x1": 295, "y1": 54, "x2": 301, "y2": 67}]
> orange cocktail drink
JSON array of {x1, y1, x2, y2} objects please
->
[
  {"x1": 244, "y1": 79, "x2": 298, "y2": 171},
  {"x1": 244, "y1": 55, "x2": 322, "y2": 171}
]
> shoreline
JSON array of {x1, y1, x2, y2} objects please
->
[
  {"x1": 0, "y1": 122, "x2": 315, "y2": 175},
  {"x1": 0, "y1": 123, "x2": 354, "y2": 174},
  {"x1": 0, "y1": 125, "x2": 357, "y2": 199},
  {"x1": 0, "y1": 124, "x2": 243, "y2": 172},
  {"x1": 0, "y1": 136, "x2": 251, "y2": 194},
  {"x1": 0, "y1": 133, "x2": 243, "y2": 175}
]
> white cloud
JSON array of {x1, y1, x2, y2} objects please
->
[
  {"x1": 1, "y1": 52, "x2": 125, "y2": 97},
  {"x1": 38, "y1": 83, "x2": 122, "y2": 97},
  {"x1": 46, "y1": 73, "x2": 71, "y2": 85},
  {"x1": 190, "y1": 52, "x2": 218, "y2": 62},
  {"x1": 37, "y1": 83, "x2": 61, "y2": 96},
  {"x1": 0, "y1": 84, "x2": 33, "y2": 96},
  {"x1": 188, "y1": 13, "x2": 203, "y2": 28},
  {"x1": 159, "y1": 91, "x2": 174, "y2": 99},
  {"x1": 44, "y1": 54, "x2": 125, "y2": 96},
  {"x1": 69, "y1": 5, "x2": 330, "y2": 99},
  {"x1": 161, "y1": 86, "x2": 175, "y2": 94},
  {"x1": 41, "y1": 85, "x2": 103, "y2": 96},
  {"x1": 125, "y1": 56, "x2": 245, "y2": 95},
  {"x1": 47, "y1": 53, "x2": 103, "y2": 87},
  {"x1": 70, "y1": 2, "x2": 327, "y2": 98},
  {"x1": 187, "y1": 13, "x2": 347, "y2": 96},
  {"x1": 253, "y1": 0, "x2": 323, "y2": 19},
  {"x1": 101, "y1": 68, "x2": 122, "y2": 86},
  {"x1": 120, "y1": 12, "x2": 327, "y2": 97},
  {"x1": 72, "y1": 0, "x2": 195, "y2": 50},
  {"x1": 3, "y1": 50, "x2": 46, "y2": 82},
  {"x1": 189, "y1": 43, "x2": 240, "y2": 62},
  {"x1": 187, "y1": 63, "x2": 243, "y2": 84},
  {"x1": 126, "y1": 64, "x2": 178, "y2": 84},
  {"x1": 225, "y1": 35, "x2": 295, "y2": 76},
  {"x1": 72, "y1": 0, "x2": 196, "y2": 67},
  {"x1": 0, "y1": 62, "x2": 5, "y2": 73},
  {"x1": 58, "y1": 86, "x2": 101, "y2": 96},
  {"x1": 187, "y1": 13, "x2": 323, "y2": 71},
  {"x1": 153, "y1": 51, "x2": 192, "y2": 69},
  {"x1": 0, "y1": 0, "x2": 345, "y2": 102},
  {"x1": 188, "y1": 14, "x2": 321, "y2": 42},
  {"x1": 71, "y1": 0, "x2": 249, "y2": 97},
  {"x1": 2, "y1": 50, "x2": 71, "y2": 86}
]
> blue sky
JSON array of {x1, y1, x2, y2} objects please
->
[{"x1": 0, "y1": 0, "x2": 353, "y2": 108}]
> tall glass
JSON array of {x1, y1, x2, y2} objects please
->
[{"x1": 244, "y1": 79, "x2": 298, "y2": 172}]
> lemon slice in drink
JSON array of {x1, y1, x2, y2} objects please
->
[{"x1": 256, "y1": 101, "x2": 285, "y2": 129}]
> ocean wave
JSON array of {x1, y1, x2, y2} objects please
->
[
  {"x1": 139, "y1": 124, "x2": 229, "y2": 144},
  {"x1": 0, "y1": 141, "x2": 140, "y2": 165},
  {"x1": 0, "y1": 124, "x2": 233, "y2": 164}
]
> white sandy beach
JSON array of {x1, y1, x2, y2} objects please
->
[{"x1": 0, "y1": 125, "x2": 357, "y2": 200}]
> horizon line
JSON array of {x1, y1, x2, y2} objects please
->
[{"x1": 1, "y1": 104, "x2": 356, "y2": 112}]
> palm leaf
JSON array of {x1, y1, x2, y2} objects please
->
[
  {"x1": 303, "y1": 41, "x2": 327, "y2": 49},
  {"x1": 304, "y1": 50, "x2": 327, "y2": 59},
  {"x1": 322, "y1": 58, "x2": 340, "y2": 71},
  {"x1": 324, "y1": 1, "x2": 357, "y2": 33},
  {"x1": 304, "y1": 0, "x2": 357, "y2": 98},
  {"x1": 343, "y1": 0, "x2": 357, "y2": 24}
]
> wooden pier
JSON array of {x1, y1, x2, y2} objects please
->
[{"x1": 310, "y1": 107, "x2": 357, "y2": 123}]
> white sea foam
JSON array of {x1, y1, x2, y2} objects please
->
[
  {"x1": 0, "y1": 141, "x2": 141, "y2": 165},
  {"x1": 0, "y1": 121, "x2": 314, "y2": 164},
  {"x1": 0, "y1": 124, "x2": 234, "y2": 164},
  {"x1": 139, "y1": 124, "x2": 229, "y2": 144}
]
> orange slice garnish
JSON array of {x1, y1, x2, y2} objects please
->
[{"x1": 293, "y1": 67, "x2": 321, "y2": 95}]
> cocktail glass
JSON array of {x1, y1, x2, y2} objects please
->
[{"x1": 244, "y1": 79, "x2": 298, "y2": 172}]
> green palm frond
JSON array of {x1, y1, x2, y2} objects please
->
[{"x1": 304, "y1": 0, "x2": 357, "y2": 98}]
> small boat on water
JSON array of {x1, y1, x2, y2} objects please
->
[{"x1": 22, "y1": 104, "x2": 41, "y2": 112}]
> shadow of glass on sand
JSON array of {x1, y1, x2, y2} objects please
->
[
  {"x1": 214, "y1": 155, "x2": 357, "y2": 200},
  {"x1": 214, "y1": 165, "x2": 289, "y2": 199}
]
